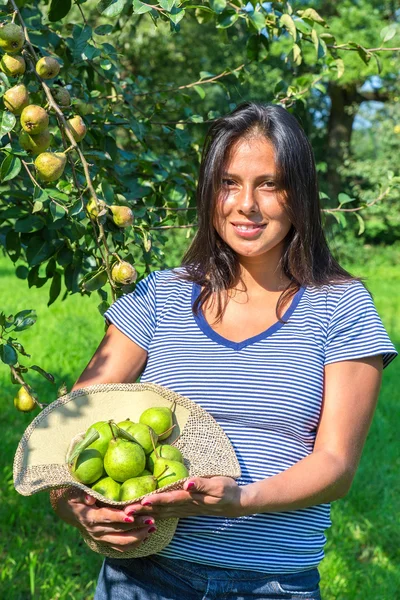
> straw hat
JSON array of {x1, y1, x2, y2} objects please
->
[{"x1": 14, "y1": 382, "x2": 241, "y2": 559}]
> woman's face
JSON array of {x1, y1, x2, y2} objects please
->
[{"x1": 213, "y1": 136, "x2": 292, "y2": 262}]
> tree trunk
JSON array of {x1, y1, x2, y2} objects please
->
[{"x1": 326, "y1": 82, "x2": 358, "y2": 200}]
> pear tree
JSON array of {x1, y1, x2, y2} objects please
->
[{"x1": 0, "y1": 0, "x2": 399, "y2": 410}]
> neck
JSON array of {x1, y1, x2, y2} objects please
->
[{"x1": 235, "y1": 244, "x2": 290, "y2": 294}]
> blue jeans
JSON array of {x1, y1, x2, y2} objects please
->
[{"x1": 94, "y1": 555, "x2": 322, "y2": 600}]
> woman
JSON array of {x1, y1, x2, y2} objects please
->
[{"x1": 51, "y1": 102, "x2": 397, "y2": 599}]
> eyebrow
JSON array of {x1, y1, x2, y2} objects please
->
[{"x1": 222, "y1": 172, "x2": 276, "y2": 179}]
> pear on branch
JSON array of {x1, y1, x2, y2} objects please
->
[
  {"x1": 110, "y1": 205, "x2": 134, "y2": 227},
  {"x1": 67, "y1": 115, "x2": 87, "y2": 142},
  {"x1": 0, "y1": 54, "x2": 26, "y2": 76},
  {"x1": 86, "y1": 197, "x2": 107, "y2": 218},
  {"x1": 20, "y1": 105, "x2": 49, "y2": 135},
  {"x1": 36, "y1": 56, "x2": 60, "y2": 80},
  {"x1": 19, "y1": 129, "x2": 52, "y2": 155},
  {"x1": 14, "y1": 386, "x2": 36, "y2": 412},
  {"x1": 0, "y1": 23, "x2": 25, "y2": 54},
  {"x1": 111, "y1": 261, "x2": 138, "y2": 286},
  {"x1": 3, "y1": 83, "x2": 29, "y2": 115},
  {"x1": 52, "y1": 87, "x2": 71, "y2": 108},
  {"x1": 35, "y1": 152, "x2": 66, "y2": 182}
]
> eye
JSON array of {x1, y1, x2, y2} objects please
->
[
  {"x1": 263, "y1": 181, "x2": 276, "y2": 188},
  {"x1": 222, "y1": 178, "x2": 236, "y2": 186}
]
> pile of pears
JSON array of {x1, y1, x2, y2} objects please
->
[
  {"x1": 68, "y1": 405, "x2": 189, "y2": 502},
  {"x1": 0, "y1": 21, "x2": 87, "y2": 182}
]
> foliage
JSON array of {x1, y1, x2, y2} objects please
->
[{"x1": 0, "y1": 0, "x2": 399, "y2": 395}]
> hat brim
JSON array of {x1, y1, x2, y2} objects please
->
[{"x1": 14, "y1": 382, "x2": 241, "y2": 558}]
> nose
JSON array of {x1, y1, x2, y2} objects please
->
[{"x1": 237, "y1": 184, "x2": 259, "y2": 214}]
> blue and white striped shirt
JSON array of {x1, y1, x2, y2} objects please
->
[{"x1": 104, "y1": 268, "x2": 397, "y2": 573}]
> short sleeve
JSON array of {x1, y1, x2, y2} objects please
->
[
  {"x1": 103, "y1": 271, "x2": 157, "y2": 351},
  {"x1": 324, "y1": 281, "x2": 398, "y2": 369}
]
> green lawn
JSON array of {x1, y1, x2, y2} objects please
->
[{"x1": 0, "y1": 247, "x2": 399, "y2": 599}]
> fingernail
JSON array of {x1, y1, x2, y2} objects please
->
[
  {"x1": 147, "y1": 526, "x2": 157, "y2": 534},
  {"x1": 127, "y1": 511, "x2": 136, "y2": 517},
  {"x1": 142, "y1": 502, "x2": 152, "y2": 506},
  {"x1": 85, "y1": 495, "x2": 91, "y2": 502},
  {"x1": 187, "y1": 482, "x2": 196, "y2": 490},
  {"x1": 124, "y1": 517, "x2": 134, "y2": 523},
  {"x1": 144, "y1": 519, "x2": 154, "y2": 525}
]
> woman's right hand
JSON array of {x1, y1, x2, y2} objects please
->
[{"x1": 51, "y1": 488, "x2": 157, "y2": 553}]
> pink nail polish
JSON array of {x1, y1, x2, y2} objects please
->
[
  {"x1": 147, "y1": 526, "x2": 157, "y2": 533},
  {"x1": 142, "y1": 502, "x2": 152, "y2": 506},
  {"x1": 187, "y1": 482, "x2": 196, "y2": 490},
  {"x1": 127, "y1": 511, "x2": 136, "y2": 517},
  {"x1": 124, "y1": 517, "x2": 134, "y2": 523},
  {"x1": 144, "y1": 519, "x2": 154, "y2": 525}
]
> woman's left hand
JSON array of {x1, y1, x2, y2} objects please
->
[{"x1": 123, "y1": 477, "x2": 249, "y2": 520}]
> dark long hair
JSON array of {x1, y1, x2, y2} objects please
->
[{"x1": 173, "y1": 101, "x2": 359, "y2": 323}]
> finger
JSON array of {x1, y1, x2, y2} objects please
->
[
  {"x1": 183, "y1": 477, "x2": 216, "y2": 493},
  {"x1": 85, "y1": 515, "x2": 156, "y2": 533},
  {"x1": 139, "y1": 490, "x2": 193, "y2": 507},
  {"x1": 94, "y1": 525, "x2": 156, "y2": 547},
  {"x1": 83, "y1": 493, "x2": 97, "y2": 506}
]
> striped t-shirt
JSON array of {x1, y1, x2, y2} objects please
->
[{"x1": 104, "y1": 267, "x2": 397, "y2": 573}]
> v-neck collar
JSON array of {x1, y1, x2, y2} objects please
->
[{"x1": 191, "y1": 283, "x2": 306, "y2": 351}]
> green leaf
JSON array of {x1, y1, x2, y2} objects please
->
[
  {"x1": 132, "y1": 0, "x2": 153, "y2": 13},
  {"x1": 298, "y1": 8, "x2": 327, "y2": 26},
  {"x1": 280, "y1": 14, "x2": 297, "y2": 39},
  {"x1": 14, "y1": 309, "x2": 36, "y2": 327},
  {"x1": 333, "y1": 58, "x2": 345, "y2": 79},
  {"x1": 0, "y1": 153, "x2": 21, "y2": 182},
  {"x1": 15, "y1": 216, "x2": 44, "y2": 233},
  {"x1": 158, "y1": 0, "x2": 175, "y2": 10},
  {"x1": 94, "y1": 24, "x2": 114, "y2": 35},
  {"x1": 193, "y1": 85, "x2": 206, "y2": 99},
  {"x1": 380, "y1": 24, "x2": 397, "y2": 43},
  {"x1": 14, "y1": 317, "x2": 37, "y2": 332},
  {"x1": 50, "y1": 202, "x2": 67, "y2": 222},
  {"x1": 0, "y1": 343, "x2": 18, "y2": 366},
  {"x1": 97, "y1": 0, "x2": 126, "y2": 17},
  {"x1": 30, "y1": 365, "x2": 55, "y2": 383},
  {"x1": 209, "y1": 0, "x2": 226, "y2": 14},
  {"x1": 250, "y1": 11, "x2": 266, "y2": 32},
  {"x1": 338, "y1": 193, "x2": 355, "y2": 206},
  {"x1": 292, "y1": 16, "x2": 311, "y2": 35},
  {"x1": 354, "y1": 213, "x2": 365, "y2": 236},
  {"x1": 292, "y1": 43, "x2": 302, "y2": 66},
  {"x1": 169, "y1": 6, "x2": 185, "y2": 24},
  {"x1": 48, "y1": 272, "x2": 62, "y2": 306},
  {"x1": 216, "y1": 10, "x2": 238, "y2": 29},
  {"x1": 16, "y1": 265, "x2": 29, "y2": 280},
  {"x1": 48, "y1": 0, "x2": 72, "y2": 21},
  {"x1": 0, "y1": 111, "x2": 16, "y2": 138}
]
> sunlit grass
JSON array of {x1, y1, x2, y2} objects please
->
[{"x1": 0, "y1": 246, "x2": 398, "y2": 599}]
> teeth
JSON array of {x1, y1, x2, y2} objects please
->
[{"x1": 234, "y1": 225, "x2": 261, "y2": 230}]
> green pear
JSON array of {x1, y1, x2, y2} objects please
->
[
  {"x1": 0, "y1": 23, "x2": 25, "y2": 54},
  {"x1": 139, "y1": 406, "x2": 174, "y2": 441},
  {"x1": 86, "y1": 420, "x2": 118, "y2": 457},
  {"x1": 120, "y1": 475, "x2": 157, "y2": 501},
  {"x1": 71, "y1": 448, "x2": 103, "y2": 485},
  {"x1": 36, "y1": 56, "x2": 60, "y2": 79},
  {"x1": 104, "y1": 438, "x2": 146, "y2": 482},
  {"x1": 52, "y1": 87, "x2": 71, "y2": 107},
  {"x1": 111, "y1": 261, "x2": 137, "y2": 286},
  {"x1": 68, "y1": 115, "x2": 87, "y2": 142},
  {"x1": 153, "y1": 458, "x2": 189, "y2": 488},
  {"x1": 35, "y1": 152, "x2": 66, "y2": 182},
  {"x1": 139, "y1": 469, "x2": 152, "y2": 476},
  {"x1": 20, "y1": 105, "x2": 49, "y2": 135},
  {"x1": 122, "y1": 422, "x2": 157, "y2": 455},
  {"x1": 92, "y1": 476, "x2": 121, "y2": 501},
  {"x1": 3, "y1": 84, "x2": 29, "y2": 115},
  {"x1": 19, "y1": 130, "x2": 52, "y2": 155},
  {"x1": 0, "y1": 54, "x2": 25, "y2": 76},
  {"x1": 110, "y1": 205, "x2": 134, "y2": 227},
  {"x1": 147, "y1": 445, "x2": 183, "y2": 473},
  {"x1": 13, "y1": 386, "x2": 36, "y2": 412}
]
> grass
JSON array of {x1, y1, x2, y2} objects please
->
[{"x1": 0, "y1": 245, "x2": 399, "y2": 599}]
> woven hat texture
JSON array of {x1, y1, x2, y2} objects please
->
[{"x1": 14, "y1": 382, "x2": 241, "y2": 559}]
